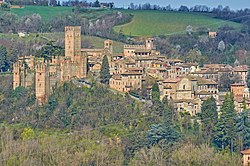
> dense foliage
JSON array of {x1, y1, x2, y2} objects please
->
[
  {"x1": 0, "y1": 75, "x2": 247, "y2": 164},
  {"x1": 100, "y1": 55, "x2": 111, "y2": 84}
]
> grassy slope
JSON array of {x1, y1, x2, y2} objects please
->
[
  {"x1": 114, "y1": 10, "x2": 242, "y2": 37},
  {"x1": 8, "y1": 6, "x2": 73, "y2": 21},
  {"x1": 0, "y1": 33, "x2": 124, "y2": 54},
  {"x1": 41, "y1": 33, "x2": 124, "y2": 53},
  {"x1": 0, "y1": 6, "x2": 113, "y2": 21}
]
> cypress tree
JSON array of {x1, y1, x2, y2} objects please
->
[
  {"x1": 201, "y1": 97, "x2": 218, "y2": 142},
  {"x1": 151, "y1": 82, "x2": 160, "y2": 103},
  {"x1": 100, "y1": 55, "x2": 110, "y2": 84},
  {"x1": 213, "y1": 93, "x2": 237, "y2": 150}
]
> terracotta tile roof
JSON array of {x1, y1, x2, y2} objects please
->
[
  {"x1": 197, "y1": 78, "x2": 218, "y2": 85},
  {"x1": 121, "y1": 72, "x2": 143, "y2": 75},
  {"x1": 231, "y1": 83, "x2": 245, "y2": 86},
  {"x1": 111, "y1": 75, "x2": 122, "y2": 80},
  {"x1": 181, "y1": 63, "x2": 199, "y2": 67},
  {"x1": 134, "y1": 56, "x2": 158, "y2": 60},
  {"x1": 241, "y1": 148, "x2": 250, "y2": 154},
  {"x1": 204, "y1": 64, "x2": 228, "y2": 68},
  {"x1": 196, "y1": 91, "x2": 214, "y2": 95},
  {"x1": 127, "y1": 67, "x2": 143, "y2": 71},
  {"x1": 169, "y1": 59, "x2": 184, "y2": 63},
  {"x1": 173, "y1": 99, "x2": 199, "y2": 105},
  {"x1": 81, "y1": 48, "x2": 103, "y2": 52},
  {"x1": 134, "y1": 49, "x2": 151, "y2": 53},
  {"x1": 234, "y1": 65, "x2": 248, "y2": 72},
  {"x1": 163, "y1": 77, "x2": 182, "y2": 83}
]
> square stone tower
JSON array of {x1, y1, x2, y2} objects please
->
[
  {"x1": 13, "y1": 61, "x2": 21, "y2": 90},
  {"x1": 145, "y1": 38, "x2": 155, "y2": 50},
  {"x1": 65, "y1": 26, "x2": 81, "y2": 62},
  {"x1": 35, "y1": 59, "x2": 50, "y2": 105}
]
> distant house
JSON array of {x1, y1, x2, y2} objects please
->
[
  {"x1": 100, "y1": 3, "x2": 109, "y2": 8},
  {"x1": 100, "y1": 2, "x2": 114, "y2": 8},
  {"x1": 208, "y1": 32, "x2": 217, "y2": 38},
  {"x1": 0, "y1": 0, "x2": 4, "y2": 5},
  {"x1": 18, "y1": 32, "x2": 28, "y2": 38}
]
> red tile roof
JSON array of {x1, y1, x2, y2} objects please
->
[{"x1": 241, "y1": 148, "x2": 250, "y2": 154}]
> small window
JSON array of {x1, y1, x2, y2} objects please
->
[{"x1": 183, "y1": 85, "x2": 186, "y2": 90}]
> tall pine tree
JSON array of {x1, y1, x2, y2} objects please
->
[
  {"x1": 100, "y1": 55, "x2": 111, "y2": 85},
  {"x1": 213, "y1": 93, "x2": 237, "y2": 150},
  {"x1": 236, "y1": 110, "x2": 250, "y2": 150},
  {"x1": 201, "y1": 97, "x2": 218, "y2": 143},
  {"x1": 147, "y1": 101, "x2": 180, "y2": 147},
  {"x1": 247, "y1": 66, "x2": 250, "y2": 89},
  {"x1": 151, "y1": 82, "x2": 160, "y2": 103}
]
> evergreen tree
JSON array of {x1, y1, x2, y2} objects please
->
[
  {"x1": 151, "y1": 82, "x2": 160, "y2": 103},
  {"x1": 242, "y1": 97, "x2": 247, "y2": 111},
  {"x1": 93, "y1": 0, "x2": 100, "y2": 7},
  {"x1": 100, "y1": 55, "x2": 111, "y2": 84},
  {"x1": 193, "y1": 118, "x2": 200, "y2": 136},
  {"x1": 201, "y1": 97, "x2": 218, "y2": 142},
  {"x1": 147, "y1": 102, "x2": 180, "y2": 147},
  {"x1": 236, "y1": 110, "x2": 250, "y2": 150},
  {"x1": 0, "y1": 45, "x2": 9, "y2": 72},
  {"x1": 213, "y1": 93, "x2": 237, "y2": 150},
  {"x1": 247, "y1": 66, "x2": 250, "y2": 89}
]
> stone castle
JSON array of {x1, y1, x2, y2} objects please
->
[
  {"x1": 13, "y1": 26, "x2": 250, "y2": 115},
  {"x1": 13, "y1": 26, "x2": 112, "y2": 104}
]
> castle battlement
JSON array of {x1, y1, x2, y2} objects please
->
[
  {"x1": 65, "y1": 26, "x2": 81, "y2": 32},
  {"x1": 13, "y1": 25, "x2": 110, "y2": 105},
  {"x1": 124, "y1": 45, "x2": 145, "y2": 49}
]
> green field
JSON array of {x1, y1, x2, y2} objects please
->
[
  {"x1": 114, "y1": 10, "x2": 242, "y2": 37},
  {"x1": 0, "y1": 6, "x2": 113, "y2": 21},
  {"x1": 8, "y1": 6, "x2": 73, "y2": 20}
]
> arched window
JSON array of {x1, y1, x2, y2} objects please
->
[{"x1": 183, "y1": 85, "x2": 186, "y2": 90}]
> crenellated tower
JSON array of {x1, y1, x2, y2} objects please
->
[
  {"x1": 13, "y1": 61, "x2": 21, "y2": 90},
  {"x1": 35, "y1": 59, "x2": 50, "y2": 105},
  {"x1": 65, "y1": 26, "x2": 81, "y2": 62},
  {"x1": 104, "y1": 39, "x2": 113, "y2": 64},
  {"x1": 145, "y1": 38, "x2": 155, "y2": 50}
]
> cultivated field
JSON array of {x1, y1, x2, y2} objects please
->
[{"x1": 114, "y1": 10, "x2": 242, "y2": 37}]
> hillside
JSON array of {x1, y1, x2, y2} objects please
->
[
  {"x1": 0, "y1": 6, "x2": 114, "y2": 21},
  {"x1": 2, "y1": 6, "x2": 73, "y2": 20},
  {"x1": 114, "y1": 10, "x2": 242, "y2": 37},
  {"x1": 0, "y1": 33, "x2": 124, "y2": 54}
]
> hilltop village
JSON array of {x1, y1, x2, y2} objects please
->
[{"x1": 13, "y1": 26, "x2": 249, "y2": 115}]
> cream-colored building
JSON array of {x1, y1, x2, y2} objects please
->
[{"x1": 241, "y1": 148, "x2": 250, "y2": 166}]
